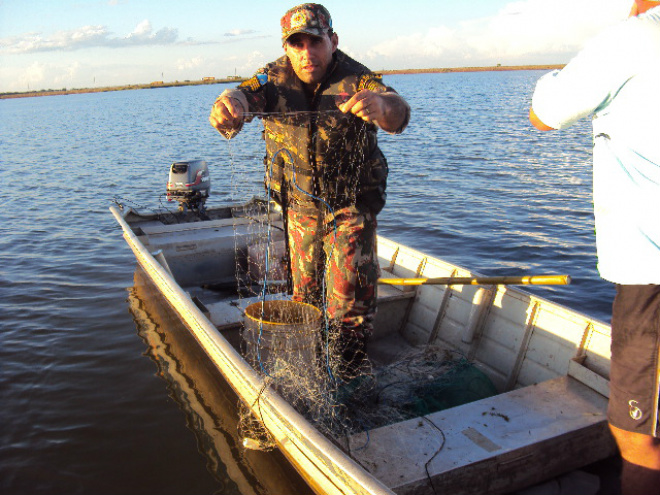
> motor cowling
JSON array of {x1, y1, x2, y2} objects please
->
[{"x1": 166, "y1": 160, "x2": 210, "y2": 211}]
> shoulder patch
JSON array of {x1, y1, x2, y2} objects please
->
[
  {"x1": 358, "y1": 73, "x2": 387, "y2": 93},
  {"x1": 239, "y1": 73, "x2": 268, "y2": 92}
]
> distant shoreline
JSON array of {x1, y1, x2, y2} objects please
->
[
  {"x1": 0, "y1": 78, "x2": 243, "y2": 100},
  {"x1": 0, "y1": 65, "x2": 564, "y2": 100},
  {"x1": 378, "y1": 64, "x2": 564, "y2": 75}
]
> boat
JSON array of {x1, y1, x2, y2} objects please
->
[{"x1": 110, "y1": 160, "x2": 615, "y2": 495}]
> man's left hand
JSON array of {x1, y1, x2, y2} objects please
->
[
  {"x1": 339, "y1": 89, "x2": 410, "y2": 134},
  {"x1": 339, "y1": 90, "x2": 384, "y2": 124}
]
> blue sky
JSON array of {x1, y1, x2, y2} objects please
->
[{"x1": 0, "y1": 0, "x2": 630, "y2": 93}]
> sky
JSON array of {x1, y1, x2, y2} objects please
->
[{"x1": 0, "y1": 0, "x2": 632, "y2": 93}]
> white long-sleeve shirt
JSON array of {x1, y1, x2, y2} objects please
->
[{"x1": 532, "y1": 7, "x2": 660, "y2": 284}]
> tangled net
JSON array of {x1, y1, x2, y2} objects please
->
[{"x1": 224, "y1": 113, "x2": 497, "y2": 453}]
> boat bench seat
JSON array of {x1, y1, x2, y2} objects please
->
[
  {"x1": 197, "y1": 275, "x2": 415, "y2": 332},
  {"x1": 377, "y1": 282, "x2": 416, "y2": 303},
  {"x1": 373, "y1": 273, "x2": 417, "y2": 340}
]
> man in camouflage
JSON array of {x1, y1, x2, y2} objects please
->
[{"x1": 209, "y1": 3, "x2": 410, "y2": 380}]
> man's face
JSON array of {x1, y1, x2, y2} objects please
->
[{"x1": 284, "y1": 32, "x2": 338, "y2": 86}]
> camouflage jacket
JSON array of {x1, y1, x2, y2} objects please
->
[{"x1": 234, "y1": 50, "x2": 406, "y2": 213}]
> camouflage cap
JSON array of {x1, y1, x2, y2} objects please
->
[{"x1": 281, "y1": 4, "x2": 332, "y2": 41}]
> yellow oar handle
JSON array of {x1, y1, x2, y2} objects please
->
[{"x1": 378, "y1": 275, "x2": 571, "y2": 286}]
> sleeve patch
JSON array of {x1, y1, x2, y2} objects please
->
[
  {"x1": 358, "y1": 74, "x2": 387, "y2": 93},
  {"x1": 240, "y1": 74, "x2": 267, "y2": 92}
]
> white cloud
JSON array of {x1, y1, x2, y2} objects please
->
[
  {"x1": 54, "y1": 61, "x2": 82, "y2": 86},
  {"x1": 122, "y1": 19, "x2": 178, "y2": 45},
  {"x1": 353, "y1": 0, "x2": 629, "y2": 68},
  {"x1": 201, "y1": 50, "x2": 269, "y2": 79},
  {"x1": 1, "y1": 61, "x2": 81, "y2": 91},
  {"x1": 224, "y1": 29, "x2": 258, "y2": 37},
  {"x1": 0, "y1": 0, "x2": 634, "y2": 93},
  {"x1": 0, "y1": 20, "x2": 270, "y2": 56},
  {"x1": 22, "y1": 62, "x2": 47, "y2": 88},
  {"x1": 176, "y1": 56, "x2": 204, "y2": 71},
  {"x1": 0, "y1": 20, "x2": 179, "y2": 54},
  {"x1": 130, "y1": 19, "x2": 152, "y2": 37},
  {"x1": 228, "y1": 50, "x2": 268, "y2": 76},
  {"x1": 0, "y1": 26, "x2": 108, "y2": 54}
]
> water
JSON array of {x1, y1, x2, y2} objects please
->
[{"x1": 0, "y1": 72, "x2": 614, "y2": 494}]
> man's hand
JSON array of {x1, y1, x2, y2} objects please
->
[
  {"x1": 209, "y1": 93, "x2": 246, "y2": 138},
  {"x1": 529, "y1": 107, "x2": 556, "y2": 131},
  {"x1": 339, "y1": 90, "x2": 409, "y2": 134}
]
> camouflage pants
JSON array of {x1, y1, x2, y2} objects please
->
[{"x1": 286, "y1": 205, "x2": 380, "y2": 339}]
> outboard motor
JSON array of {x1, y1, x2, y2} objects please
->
[{"x1": 166, "y1": 160, "x2": 210, "y2": 212}]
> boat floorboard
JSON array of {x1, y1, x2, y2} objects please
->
[{"x1": 348, "y1": 375, "x2": 615, "y2": 495}]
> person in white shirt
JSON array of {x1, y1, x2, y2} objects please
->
[{"x1": 530, "y1": 2, "x2": 660, "y2": 494}]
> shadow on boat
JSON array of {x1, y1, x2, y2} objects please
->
[{"x1": 127, "y1": 266, "x2": 314, "y2": 495}]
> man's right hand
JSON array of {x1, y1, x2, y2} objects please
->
[{"x1": 209, "y1": 94, "x2": 245, "y2": 138}]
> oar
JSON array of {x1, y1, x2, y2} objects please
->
[{"x1": 378, "y1": 275, "x2": 571, "y2": 286}]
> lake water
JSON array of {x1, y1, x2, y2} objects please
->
[{"x1": 0, "y1": 71, "x2": 614, "y2": 494}]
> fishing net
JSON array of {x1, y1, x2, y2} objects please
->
[
  {"x1": 223, "y1": 111, "x2": 497, "y2": 452},
  {"x1": 224, "y1": 109, "x2": 376, "y2": 448},
  {"x1": 338, "y1": 347, "x2": 498, "y2": 433}
]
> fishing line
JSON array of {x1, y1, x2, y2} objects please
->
[
  {"x1": 111, "y1": 195, "x2": 181, "y2": 224},
  {"x1": 243, "y1": 109, "x2": 342, "y2": 119},
  {"x1": 219, "y1": 129, "x2": 277, "y2": 446},
  {"x1": 266, "y1": 115, "x2": 374, "y2": 392},
  {"x1": 256, "y1": 171, "x2": 275, "y2": 378},
  {"x1": 224, "y1": 139, "x2": 241, "y2": 203},
  {"x1": 112, "y1": 196, "x2": 146, "y2": 210},
  {"x1": 422, "y1": 415, "x2": 446, "y2": 495},
  {"x1": 156, "y1": 193, "x2": 187, "y2": 223},
  {"x1": 225, "y1": 107, "x2": 387, "y2": 439},
  {"x1": 272, "y1": 147, "x2": 339, "y2": 383}
]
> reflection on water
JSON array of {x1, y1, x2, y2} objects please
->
[{"x1": 128, "y1": 267, "x2": 313, "y2": 495}]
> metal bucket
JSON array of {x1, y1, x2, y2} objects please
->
[{"x1": 243, "y1": 300, "x2": 321, "y2": 377}]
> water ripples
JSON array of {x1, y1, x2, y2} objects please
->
[{"x1": 0, "y1": 71, "x2": 614, "y2": 494}]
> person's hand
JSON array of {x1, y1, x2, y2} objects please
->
[
  {"x1": 338, "y1": 89, "x2": 409, "y2": 133},
  {"x1": 338, "y1": 89, "x2": 384, "y2": 124},
  {"x1": 209, "y1": 95, "x2": 245, "y2": 137}
]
